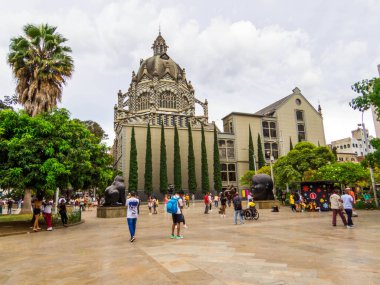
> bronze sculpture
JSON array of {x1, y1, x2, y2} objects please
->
[
  {"x1": 251, "y1": 174, "x2": 275, "y2": 200},
  {"x1": 103, "y1": 176, "x2": 126, "y2": 206}
]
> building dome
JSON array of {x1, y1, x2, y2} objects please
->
[{"x1": 136, "y1": 32, "x2": 184, "y2": 82}]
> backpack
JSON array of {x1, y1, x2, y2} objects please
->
[
  {"x1": 166, "y1": 197, "x2": 179, "y2": 214},
  {"x1": 233, "y1": 197, "x2": 242, "y2": 210}
]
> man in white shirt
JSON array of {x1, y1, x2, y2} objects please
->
[
  {"x1": 329, "y1": 189, "x2": 347, "y2": 227},
  {"x1": 341, "y1": 188, "x2": 354, "y2": 228},
  {"x1": 126, "y1": 192, "x2": 140, "y2": 242}
]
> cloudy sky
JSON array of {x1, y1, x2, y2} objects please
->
[{"x1": 1, "y1": 0, "x2": 379, "y2": 146}]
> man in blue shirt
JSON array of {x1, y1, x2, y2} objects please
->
[{"x1": 341, "y1": 188, "x2": 354, "y2": 228}]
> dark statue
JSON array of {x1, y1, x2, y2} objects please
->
[
  {"x1": 251, "y1": 174, "x2": 275, "y2": 200},
  {"x1": 103, "y1": 176, "x2": 126, "y2": 206}
]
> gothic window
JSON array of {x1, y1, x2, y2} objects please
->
[
  {"x1": 159, "y1": 91, "x2": 176, "y2": 109},
  {"x1": 136, "y1": 92, "x2": 149, "y2": 111},
  {"x1": 262, "y1": 121, "x2": 277, "y2": 139},
  {"x1": 221, "y1": 163, "x2": 236, "y2": 183},
  {"x1": 298, "y1": 124, "x2": 306, "y2": 142},
  {"x1": 264, "y1": 142, "x2": 278, "y2": 159}
]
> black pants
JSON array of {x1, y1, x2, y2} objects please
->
[
  {"x1": 204, "y1": 204, "x2": 209, "y2": 213},
  {"x1": 345, "y1": 209, "x2": 354, "y2": 226},
  {"x1": 60, "y1": 211, "x2": 68, "y2": 225}
]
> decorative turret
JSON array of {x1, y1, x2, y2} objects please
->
[{"x1": 152, "y1": 31, "x2": 168, "y2": 56}]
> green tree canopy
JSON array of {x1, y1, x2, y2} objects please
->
[
  {"x1": 7, "y1": 24, "x2": 74, "y2": 117},
  {"x1": 213, "y1": 125, "x2": 222, "y2": 193},
  {"x1": 273, "y1": 142, "x2": 335, "y2": 187},
  {"x1": 0, "y1": 108, "x2": 114, "y2": 200},
  {"x1": 312, "y1": 162, "x2": 369, "y2": 187}
]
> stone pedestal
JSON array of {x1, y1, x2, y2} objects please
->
[
  {"x1": 256, "y1": 200, "x2": 281, "y2": 209},
  {"x1": 97, "y1": 206, "x2": 127, "y2": 218}
]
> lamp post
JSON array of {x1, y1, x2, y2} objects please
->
[
  {"x1": 359, "y1": 113, "x2": 379, "y2": 207},
  {"x1": 266, "y1": 150, "x2": 275, "y2": 197}
]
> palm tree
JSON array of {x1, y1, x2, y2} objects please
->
[{"x1": 7, "y1": 24, "x2": 74, "y2": 116}]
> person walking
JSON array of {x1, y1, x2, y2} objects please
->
[
  {"x1": 289, "y1": 193, "x2": 296, "y2": 212},
  {"x1": 58, "y1": 200, "x2": 68, "y2": 227},
  {"x1": 220, "y1": 192, "x2": 227, "y2": 218},
  {"x1": 204, "y1": 192, "x2": 209, "y2": 214},
  {"x1": 148, "y1": 196, "x2": 153, "y2": 215},
  {"x1": 42, "y1": 199, "x2": 53, "y2": 231},
  {"x1": 232, "y1": 192, "x2": 244, "y2": 225},
  {"x1": 152, "y1": 196, "x2": 158, "y2": 214},
  {"x1": 170, "y1": 190, "x2": 184, "y2": 239},
  {"x1": 342, "y1": 188, "x2": 354, "y2": 228},
  {"x1": 126, "y1": 192, "x2": 140, "y2": 242},
  {"x1": 281, "y1": 191, "x2": 286, "y2": 205},
  {"x1": 33, "y1": 196, "x2": 42, "y2": 231},
  {"x1": 191, "y1": 193, "x2": 195, "y2": 206},
  {"x1": 7, "y1": 199, "x2": 13, "y2": 214},
  {"x1": 214, "y1": 194, "x2": 219, "y2": 208},
  {"x1": 330, "y1": 189, "x2": 347, "y2": 227},
  {"x1": 209, "y1": 193, "x2": 213, "y2": 211}
]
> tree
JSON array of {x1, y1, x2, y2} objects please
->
[
  {"x1": 0, "y1": 108, "x2": 113, "y2": 213},
  {"x1": 7, "y1": 24, "x2": 74, "y2": 117},
  {"x1": 79, "y1": 120, "x2": 108, "y2": 142},
  {"x1": 0, "y1": 94, "x2": 18, "y2": 111},
  {"x1": 289, "y1": 137, "x2": 293, "y2": 151},
  {"x1": 240, "y1": 170, "x2": 256, "y2": 187},
  {"x1": 187, "y1": 124, "x2": 197, "y2": 194},
  {"x1": 173, "y1": 124, "x2": 182, "y2": 191},
  {"x1": 128, "y1": 127, "x2": 138, "y2": 191},
  {"x1": 159, "y1": 123, "x2": 168, "y2": 195},
  {"x1": 213, "y1": 125, "x2": 222, "y2": 193},
  {"x1": 312, "y1": 162, "x2": 369, "y2": 187},
  {"x1": 201, "y1": 125, "x2": 210, "y2": 193},
  {"x1": 273, "y1": 142, "x2": 335, "y2": 187},
  {"x1": 350, "y1": 78, "x2": 380, "y2": 116},
  {"x1": 144, "y1": 123, "x2": 153, "y2": 195},
  {"x1": 257, "y1": 134, "x2": 265, "y2": 169},
  {"x1": 248, "y1": 125, "x2": 255, "y2": 170}
]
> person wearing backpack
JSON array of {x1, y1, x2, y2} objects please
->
[
  {"x1": 167, "y1": 190, "x2": 184, "y2": 239},
  {"x1": 232, "y1": 192, "x2": 244, "y2": 225}
]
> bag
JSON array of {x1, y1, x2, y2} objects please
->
[{"x1": 166, "y1": 197, "x2": 179, "y2": 214}]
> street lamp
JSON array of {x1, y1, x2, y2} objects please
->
[
  {"x1": 358, "y1": 113, "x2": 379, "y2": 207},
  {"x1": 266, "y1": 150, "x2": 275, "y2": 197}
]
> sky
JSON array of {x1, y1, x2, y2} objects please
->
[{"x1": 0, "y1": 0, "x2": 379, "y2": 146}]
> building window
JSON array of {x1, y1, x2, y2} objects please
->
[
  {"x1": 296, "y1": 110, "x2": 304, "y2": 121},
  {"x1": 171, "y1": 116, "x2": 175, "y2": 126},
  {"x1": 298, "y1": 123, "x2": 306, "y2": 142},
  {"x1": 221, "y1": 163, "x2": 236, "y2": 183},
  {"x1": 229, "y1": 121, "x2": 234, "y2": 133},
  {"x1": 344, "y1": 145, "x2": 346, "y2": 149},
  {"x1": 340, "y1": 145, "x2": 343, "y2": 149},
  {"x1": 347, "y1": 144, "x2": 350, "y2": 148},
  {"x1": 264, "y1": 142, "x2": 278, "y2": 159},
  {"x1": 159, "y1": 91, "x2": 176, "y2": 109},
  {"x1": 179, "y1": 117, "x2": 183, "y2": 127},
  {"x1": 295, "y1": 99, "x2": 301, "y2": 105},
  {"x1": 262, "y1": 121, "x2": 277, "y2": 139},
  {"x1": 136, "y1": 92, "x2": 149, "y2": 111},
  {"x1": 218, "y1": 140, "x2": 235, "y2": 160}
]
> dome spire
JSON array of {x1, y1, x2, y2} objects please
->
[{"x1": 152, "y1": 29, "x2": 168, "y2": 56}]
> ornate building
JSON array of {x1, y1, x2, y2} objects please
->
[{"x1": 113, "y1": 33, "x2": 215, "y2": 195}]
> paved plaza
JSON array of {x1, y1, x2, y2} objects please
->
[{"x1": 0, "y1": 203, "x2": 379, "y2": 285}]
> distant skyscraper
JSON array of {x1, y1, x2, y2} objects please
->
[{"x1": 372, "y1": 64, "x2": 380, "y2": 138}]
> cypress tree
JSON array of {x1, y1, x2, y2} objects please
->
[
  {"x1": 159, "y1": 123, "x2": 168, "y2": 194},
  {"x1": 289, "y1": 137, "x2": 293, "y2": 151},
  {"x1": 257, "y1": 133, "x2": 265, "y2": 169},
  {"x1": 213, "y1": 124, "x2": 222, "y2": 193},
  {"x1": 144, "y1": 123, "x2": 153, "y2": 195},
  {"x1": 188, "y1": 124, "x2": 197, "y2": 193},
  {"x1": 173, "y1": 124, "x2": 182, "y2": 191},
  {"x1": 248, "y1": 125, "x2": 255, "y2": 170},
  {"x1": 201, "y1": 125, "x2": 210, "y2": 193},
  {"x1": 128, "y1": 126, "x2": 138, "y2": 191}
]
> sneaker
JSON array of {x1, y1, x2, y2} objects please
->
[
  {"x1": 176, "y1": 235, "x2": 183, "y2": 239},
  {"x1": 47, "y1": 227, "x2": 53, "y2": 231},
  {"x1": 347, "y1": 226, "x2": 353, "y2": 229},
  {"x1": 170, "y1": 234, "x2": 175, "y2": 239},
  {"x1": 130, "y1": 236, "x2": 136, "y2": 242}
]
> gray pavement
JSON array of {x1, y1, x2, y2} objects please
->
[{"x1": 0, "y1": 203, "x2": 379, "y2": 285}]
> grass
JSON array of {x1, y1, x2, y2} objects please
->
[{"x1": 0, "y1": 214, "x2": 32, "y2": 223}]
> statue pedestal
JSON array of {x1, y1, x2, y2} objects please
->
[
  {"x1": 97, "y1": 206, "x2": 127, "y2": 218},
  {"x1": 256, "y1": 200, "x2": 281, "y2": 209}
]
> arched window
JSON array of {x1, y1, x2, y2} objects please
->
[
  {"x1": 136, "y1": 92, "x2": 149, "y2": 111},
  {"x1": 159, "y1": 91, "x2": 176, "y2": 109}
]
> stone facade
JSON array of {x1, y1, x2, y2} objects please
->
[{"x1": 113, "y1": 33, "x2": 215, "y2": 196}]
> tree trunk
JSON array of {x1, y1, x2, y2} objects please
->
[{"x1": 20, "y1": 188, "x2": 32, "y2": 214}]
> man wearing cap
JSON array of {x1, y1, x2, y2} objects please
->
[
  {"x1": 341, "y1": 188, "x2": 354, "y2": 228},
  {"x1": 126, "y1": 192, "x2": 140, "y2": 242}
]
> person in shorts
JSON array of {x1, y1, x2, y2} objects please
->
[{"x1": 171, "y1": 190, "x2": 184, "y2": 239}]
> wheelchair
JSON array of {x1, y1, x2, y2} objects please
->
[{"x1": 243, "y1": 207, "x2": 259, "y2": 220}]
